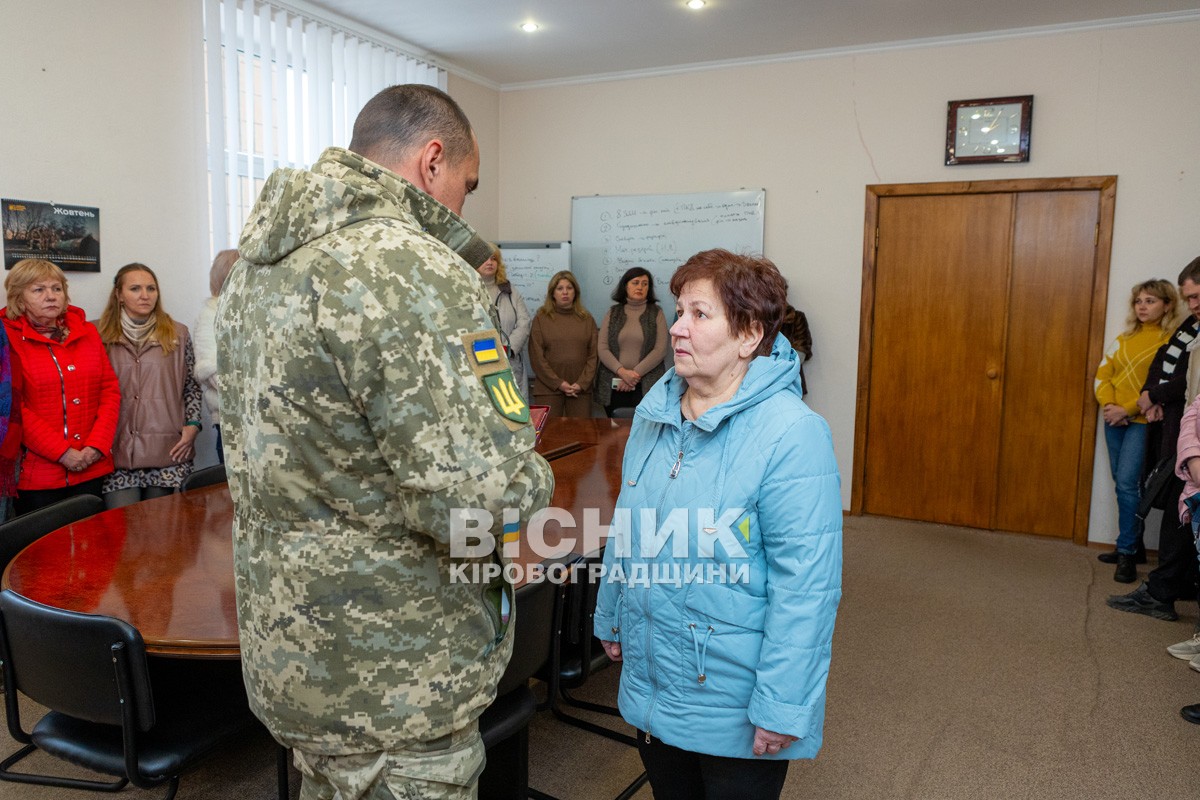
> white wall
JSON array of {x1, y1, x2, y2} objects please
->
[
  {"x1": 449, "y1": 74, "x2": 502, "y2": 241},
  {"x1": 495, "y1": 20, "x2": 1200, "y2": 544},
  {"x1": 3, "y1": 2, "x2": 1196, "y2": 542},
  {"x1": 0, "y1": 1, "x2": 502, "y2": 466},
  {"x1": 0, "y1": 2, "x2": 503, "y2": 322},
  {"x1": 0, "y1": 0, "x2": 210, "y2": 325}
]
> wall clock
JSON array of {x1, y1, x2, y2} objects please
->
[{"x1": 945, "y1": 95, "x2": 1033, "y2": 165}]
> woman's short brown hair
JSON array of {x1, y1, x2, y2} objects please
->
[
  {"x1": 669, "y1": 249, "x2": 788, "y2": 357},
  {"x1": 5, "y1": 258, "x2": 69, "y2": 320},
  {"x1": 210, "y1": 249, "x2": 239, "y2": 297}
]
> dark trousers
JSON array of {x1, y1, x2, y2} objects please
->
[
  {"x1": 636, "y1": 731, "x2": 789, "y2": 800},
  {"x1": 13, "y1": 477, "x2": 105, "y2": 517},
  {"x1": 1147, "y1": 475, "x2": 1200, "y2": 604}
]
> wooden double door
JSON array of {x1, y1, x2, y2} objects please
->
[{"x1": 851, "y1": 178, "x2": 1117, "y2": 542}]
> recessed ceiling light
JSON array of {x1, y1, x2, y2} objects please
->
[
  {"x1": 521, "y1": 21, "x2": 540, "y2": 33},
  {"x1": 686, "y1": 0, "x2": 706, "y2": 9}
]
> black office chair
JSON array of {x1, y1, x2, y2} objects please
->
[
  {"x1": 534, "y1": 553, "x2": 648, "y2": 800},
  {"x1": 0, "y1": 494, "x2": 106, "y2": 574},
  {"x1": 540, "y1": 553, "x2": 634, "y2": 743},
  {"x1": 479, "y1": 566, "x2": 566, "y2": 800},
  {"x1": 0, "y1": 589, "x2": 259, "y2": 799},
  {"x1": 180, "y1": 464, "x2": 227, "y2": 492}
]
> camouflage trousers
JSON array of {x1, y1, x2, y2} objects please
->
[{"x1": 293, "y1": 722, "x2": 484, "y2": 800}]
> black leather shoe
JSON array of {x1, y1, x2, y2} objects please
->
[
  {"x1": 1114, "y1": 554, "x2": 1138, "y2": 584},
  {"x1": 1181, "y1": 704, "x2": 1200, "y2": 724},
  {"x1": 1106, "y1": 581, "x2": 1179, "y2": 621},
  {"x1": 1099, "y1": 545, "x2": 1147, "y2": 564}
]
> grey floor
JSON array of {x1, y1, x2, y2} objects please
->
[{"x1": 5, "y1": 514, "x2": 1199, "y2": 799}]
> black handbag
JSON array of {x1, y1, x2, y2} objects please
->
[{"x1": 1137, "y1": 453, "x2": 1178, "y2": 518}]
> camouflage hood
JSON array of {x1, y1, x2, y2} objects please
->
[{"x1": 239, "y1": 146, "x2": 492, "y2": 270}]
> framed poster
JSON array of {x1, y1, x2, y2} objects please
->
[{"x1": 2, "y1": 198, "x2": 101, "y2": 272}]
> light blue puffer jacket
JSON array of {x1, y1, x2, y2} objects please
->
[{"x1": 593, "y1": 333, "x2": 842, "y2": 760}]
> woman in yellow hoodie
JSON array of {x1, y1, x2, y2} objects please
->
[{"x1": 1095, "y1": 279, "x2": 1180, "y2": 582}]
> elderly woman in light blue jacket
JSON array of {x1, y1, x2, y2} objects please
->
[{"x1": 594, "y1": 249, "x2": 842, "y2": 800}]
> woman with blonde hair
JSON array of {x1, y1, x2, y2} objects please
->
[
  {"x1": 529, "y1": 270, "x2": 598, "y2": 417},
  {"x1": 3, "y1": 259, "x2": 120, "y2": 514},
  {"x1": 476, "y1": 245, "x2": 532, "y2": 395},
  {"x1": 97, "y1": 262, "x2": 201, "y2": 508},
  {"x1": 1095, "y1": 278, "x2": 1180, "y2": 581}
]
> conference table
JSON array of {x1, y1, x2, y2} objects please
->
[{"x1": 1, "y1": 417, "x2": 630, "y2": 659}]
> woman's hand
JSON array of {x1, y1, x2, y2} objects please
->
[
  {"x1": 58, "y1": 448, "x2": 90, "y2": 472},
  {"x1": 616, "y1": 367, "x2": 641, "y2": 391},
  {"x1": 751, "y1": 726, "x2": 797, "y2": 757},
  {"x1": 170, "y1": 425, "x2": 200, "y2": 463},
  {"x1": 1102, "y1": 403, "x2": 1129, "y2": 426},
  {"x1": 81, "y1": 446, "x2": 103, "y2": 467},
  {"x1": 1188, "y1": 458, "x2": 1200, "y2": 487},
  {"x1": 1146, "y1": 404, "x2": 1164, "y2": 422},
  {"x1": 1137, "y1": 390, "x2": 1154, "y2": 415},
  {"x1": 600, "y1": 639, "x2": 622, "y2": 662}
]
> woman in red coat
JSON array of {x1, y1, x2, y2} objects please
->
[{"x1": 4, "y1": 259, "x2": 121, "y2": 515}]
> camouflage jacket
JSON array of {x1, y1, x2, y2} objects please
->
[{"x1": 215, "y1": 147, "x2": 554, "y2": 755}]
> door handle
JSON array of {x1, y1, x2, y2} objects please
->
[{"x1": 986, "y1": 368, "x2": 999, "y2": 379}]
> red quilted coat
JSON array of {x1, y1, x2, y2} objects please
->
[{"x1": 4, "y1": 306, "x2": 121, "y2": 490}]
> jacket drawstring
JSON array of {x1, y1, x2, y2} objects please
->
[{"x1": 688, "y1": 622, "x2": 714, "y2": 686}]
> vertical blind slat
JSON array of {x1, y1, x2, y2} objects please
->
[{"x1": 204, "y1": 0, "x2": 443, "y2": 254}]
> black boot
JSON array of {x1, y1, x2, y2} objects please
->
[
  {"x1": 1114, "y1": 553, "x2": 1138, "y2": 583},
  {"x1": 1099, "y1": 543, "x2": 1148, "y2": 564}
]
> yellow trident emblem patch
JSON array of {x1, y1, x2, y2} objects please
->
[{"x1": 484, "y1": 370, "x2": 530, "y2": 424}]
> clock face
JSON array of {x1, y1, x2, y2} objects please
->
[{"x1": 955, "y1": 102, "x2": 1024, "y2": 157}]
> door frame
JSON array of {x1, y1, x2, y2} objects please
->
[{"x1": 851, "y1": 176, "x2": 1117, "y2": 544}]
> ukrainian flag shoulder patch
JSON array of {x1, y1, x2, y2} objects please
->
[
  {"x1": 472, "y1": 337, "x2": 500, "y2": 364},
  {"x1": 460, "y1": 329, "x2": 528, "y2": 431}
]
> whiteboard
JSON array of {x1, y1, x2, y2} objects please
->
[
  {"x1": 571, "y1": 190, "x2": 765, "y2": 319},
  {"x1": 496, "y1": 241, "x2": 571, "y2": 319}
]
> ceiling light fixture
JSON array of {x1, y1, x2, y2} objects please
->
[
  {"x1": 521, "y1": 21, "x2": 540, "y2": 32},
  {"x1": 686, "y1": 0, "x2": 706, "y2": 9}
]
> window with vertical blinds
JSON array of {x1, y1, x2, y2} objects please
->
[{"x1": 201, "y1": 0, "x2": 445, "y2": 254}]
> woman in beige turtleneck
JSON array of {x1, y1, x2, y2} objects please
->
[
  {"x1": 595, "y1": 267, "x2": 668, "y2": 417},
  {"x1": 529, "y1": 270, "x2": 598, "y2": 417}
]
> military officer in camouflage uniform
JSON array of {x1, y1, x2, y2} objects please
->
[{"x1": 216, "y1": 84, "x2": 554, "y2": 799}]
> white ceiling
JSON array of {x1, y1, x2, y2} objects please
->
[{"x1": 303, "y1": 0, "x2": 1200, "y2": 88}]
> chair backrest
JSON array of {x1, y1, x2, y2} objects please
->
[
  {"x1": 610, "y1": 406, "x2": 636, "y2": 419},
  {"x1": 549, "y1": 551, "x2": 612, "y2": 688},
  {"x1": 181, "y1": 464, "x2": 228, "y2": 492},
  {"x1": 0, "y1": 589, "x2": 155, "y2": 731},
  {"x1": 0, "y1": 494, "x2": 106, "y2": 573},
  {"x1": 495, "y1": 569, "x2": 562, "y2": 697}
]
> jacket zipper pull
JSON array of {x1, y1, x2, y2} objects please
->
[
  {"x1": 669, "y1": 451, "x2": 683, "y2": 479},
  {"x1": 644, "y1": 730, "x2": 651, "y2": 744}
]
